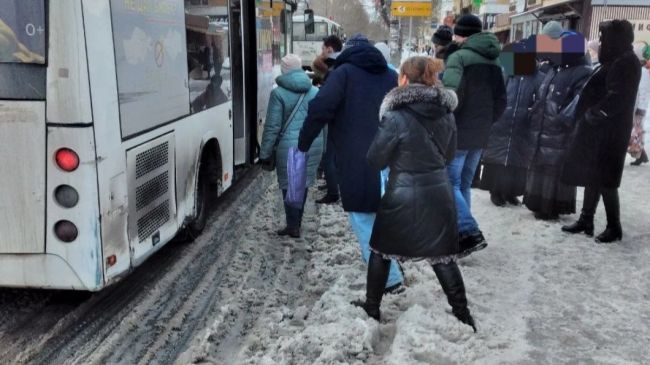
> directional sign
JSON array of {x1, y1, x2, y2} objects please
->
[{"x1": 391, "y1": 1, "x2": 432, "y2": 17}]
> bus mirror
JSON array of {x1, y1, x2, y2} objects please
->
[{"x1": 304, "y1": 9, "x2": 315, "y2": 34}]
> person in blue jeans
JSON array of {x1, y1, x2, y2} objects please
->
[
  {"x1": 298, "y1": 34, "x2": 404, "y2": 292},
  {"x1": 442, "y1": 15, "x2": 507, "y2": 255}
]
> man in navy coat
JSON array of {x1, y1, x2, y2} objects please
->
[{"x1": 298, "y1": 34, "x2": 403, "y2": 292}]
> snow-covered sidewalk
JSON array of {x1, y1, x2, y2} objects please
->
[{"x1": 193, "y1": 159, "x2": 650, "y2": 364}]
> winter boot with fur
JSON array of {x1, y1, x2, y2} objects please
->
[
  {"x1": 562, "y1": 212, "x2": 595, "y2": 236},
  {"x1": 433, "y1": 262, "x2": 477, "y2": 332},
  {"x1": 352, "y1": 252, "x2": 391, "y2": 321}
]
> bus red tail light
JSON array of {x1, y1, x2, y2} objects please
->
[
  {"x1": 55, "y1": 148, "x2": 79, "y2": 172},
  {"x1": 54, "y1": 220, "x2": 78, "y2": 242}
]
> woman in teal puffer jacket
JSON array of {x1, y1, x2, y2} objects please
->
[{"x1": 260, "y1": 54, "x2": 324, "y2": 238}]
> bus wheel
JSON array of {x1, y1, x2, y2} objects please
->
[{"x1": 185, "y1": 169, "x2": 209, "y2": 241}]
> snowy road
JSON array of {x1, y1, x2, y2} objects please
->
[{"x1": 1, "y1": 159, "x2": 649, "y2": 364}]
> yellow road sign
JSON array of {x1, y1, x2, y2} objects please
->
[{"x1": 391, "y1": 1, "x2": 432, "y2": 17}]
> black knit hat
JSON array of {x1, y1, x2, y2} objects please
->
[
  {"x1": 432, "y1": 25, "x2": 453, "y2": 46},
  {"x1": 454, "y1": 14, "x2": 482, "y2": 38}
]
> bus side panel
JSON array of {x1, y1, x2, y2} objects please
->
[
  {"x1": 47, "y1": 0, "x2": 92, "y2": 124},
  {"x1": 0, "y1": 102, "x2": 46, "y2": 254},
  {"x1": 46, "y1": 126, "x2": 103, "y2": 291},
  {"x1": 82, "y1": 0, "x2": 131, "y2": 281}
]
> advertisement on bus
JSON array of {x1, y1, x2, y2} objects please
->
[
  {"x1": 110, "y1": 0, "x2": 190, "y2": 138},
  {"x1": 0, "y1": 0, "x2": 46, "y2": 64}
]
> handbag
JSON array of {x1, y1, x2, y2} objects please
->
[{"x1": 262, "y1": 92, "x2": 307, "y2": 171}]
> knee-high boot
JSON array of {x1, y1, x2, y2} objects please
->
[
  {"x1": 597, "y1": 188, "x2": 622, "y2": 243},
  {"x1": 352, "y1": 251, "x2": 390, "y2": 321},
  {"x1": 433, "y1": 262, "x2": 477, "y2": 332}
]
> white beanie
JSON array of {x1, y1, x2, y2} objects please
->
[
  {"x1": 375, "y1": 42, "x2": 390, "y2": 63},
  {"x1": 281, "y1": 54, "x2": 302, "y2": 74}
]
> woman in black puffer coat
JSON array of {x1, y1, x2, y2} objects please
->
[
  {"x1": 561, "y1": 20, "x2": 642, "y2": 243},
  {"x1": 523, "y1": 29, "x2": 592, "y2": 220},
  {"x1": 482, "y1": 72, "x2": 544, "y2": 206},
  {"x1": 353, "y1": 57, "x2": 476, "y2": 332}
]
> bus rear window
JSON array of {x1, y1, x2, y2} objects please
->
[{"x1": 0, "y1": 1, "x2": 46, "y2": 64}]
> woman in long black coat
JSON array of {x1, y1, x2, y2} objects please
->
[
  {"x1": 523, "y1": 30, "x2": 592, "y2": 220},
  {"x1": 482, "y1": 72, "x2": 543, "y2": 206},
  {"x1": 561, "y1": 20, "x2": 642, "y2": 243},
  {"x1": 353, "y1": 57, "x2": 476, "y2": 332}
]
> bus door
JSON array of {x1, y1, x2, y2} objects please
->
[{"x1": 230, "y1": 0, "x2": 246, "y2": 165}]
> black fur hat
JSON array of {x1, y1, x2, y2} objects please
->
[{"x1": 599, "y1": 19, "x2": 635, "y2": 64}]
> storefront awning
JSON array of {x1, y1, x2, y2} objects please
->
[{"x1": 511, "y1": 0, "x2": 580, "y2": 21}]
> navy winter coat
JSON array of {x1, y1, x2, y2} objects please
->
[
  {"x1": 298, "y1": 44, "x2": 398, "y2": 212},
  {"x1": 528, "y1": 60, "x2": 592, "y2": 172},
  {"x1": 483, "y1": 73, "x2": 543, "y2": 168}
]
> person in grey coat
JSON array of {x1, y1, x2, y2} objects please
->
[{"x1": 260, "y1": 54, "x2": 324, "y2": 238}]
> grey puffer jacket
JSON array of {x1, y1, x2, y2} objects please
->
[{"x1": 367, "y1": 84, "x2": 459, "y2": 260}]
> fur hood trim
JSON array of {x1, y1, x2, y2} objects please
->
[{"x1": 380, "y1": 84, "x2": 458, "y2": 119}]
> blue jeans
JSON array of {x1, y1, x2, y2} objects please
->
[
  {"x1": 348, "y1": 212, "x2": 403, "y2": 288},
  {"x1": 322, "y1": 137, "x2": 339, "y2": 196},
  {"x1": 447, "y1": 149, "x2": 482, "y2": 235}
]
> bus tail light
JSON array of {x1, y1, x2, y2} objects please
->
[
  {"x1": 55, "y1": 148, "x2": 80, "y2": 172},
  {"x1": 54, "y1": 185, "x2": 79, "y2": 208},
  {"x1": 54, "y1": 220, "x2": 78, "y2": 242}
]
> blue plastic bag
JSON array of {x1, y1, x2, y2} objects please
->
[{"x1": 285, "y1": 147, "x2": 309, "y2": 208}]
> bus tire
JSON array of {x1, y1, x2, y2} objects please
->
[{"x1": 186, "y1": 168, "x2": 209, "y2": 240}]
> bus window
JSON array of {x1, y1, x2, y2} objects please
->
[
  {"x1": 0, "y1": 1, "x2": 46, "y2": 100},
  {"x1": 110, "y1": 0, "x2": 190, "y2": 139},
  {"x1": 305, "y1": 22, "x2": 328, "y2": 42},
  {"x1": 293, "y1": 22, "x2": 305, "y2": 41},
  {"x1": 186, "y1": 18, "x2": 231, "y2": 113}
]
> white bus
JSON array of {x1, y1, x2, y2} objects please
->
[
  {"x1": 292, "y1": 14, "x2": 343, "y2": 70},
  {"x1": 0, "y1": 0, "x2": 292, "y2": 291}
]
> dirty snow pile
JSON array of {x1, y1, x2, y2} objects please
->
[{"x1": 196, "y1": 159, "x2": 650, "y2": 364}]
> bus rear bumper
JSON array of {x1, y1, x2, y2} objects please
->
[{"x1": 0, "y1": 254, "x2": 101, "y2": 291}]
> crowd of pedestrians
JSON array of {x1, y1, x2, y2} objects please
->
[{"x1": 259, "y1": 14, "x2": 645, "y2": 331}]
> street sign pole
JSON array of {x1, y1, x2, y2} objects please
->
[{"x1": 408, "y1": 16, "x2": 413, "y2": 50}]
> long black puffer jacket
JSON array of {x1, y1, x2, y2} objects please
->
[
  {"x1": 527, "y1": 59, "x2": 592, "y2": 172},
  {"x1": 562, "y1": 20, "x2": 642, "y2": 188},
  {"x1": 483, "y1": 73, "x2": 544, "y2": 168},
  {"x1": 367, "y1": 84, "x2": 459, "y2": 259}
]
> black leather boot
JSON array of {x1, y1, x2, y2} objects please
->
[
  {"x1": 597, "y1": 188, "x2": 622, "y2": 243},
  {"x1": 561, "y1": 212, "x2": 594, "y2": 236},
  {"x1": 596, "y1": 224, "x2": 622, "y2": 243},
  {"x1": 352, "y1": 252, "x2": 390, "y2": 321},
  {"x1": 433, "y1": 262, "x2": 477, "y2": 332},
  {"x1": 490, "y1": 193, "x2": 506, "y2": 207},
  {"x1": 630, "y1": 149, "x2": 648, "y2": 166}
]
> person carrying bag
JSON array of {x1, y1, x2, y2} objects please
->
[{"x1": 259, "y1": 54, "x2": 323, "y2": 238}]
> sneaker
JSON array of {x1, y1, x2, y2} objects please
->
[
  {"x1": 277, "y1": 227, "x2": 300, "y2": 238},
  {"x1": 458, "y1": 231, "x2": 488, "y2": 258},
  {"x1": 316, "y1": 194, "x2": 339, "y2": 204},
  {"x1": 384, "y1": 283, "x2": 405, "y2": 295}
]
